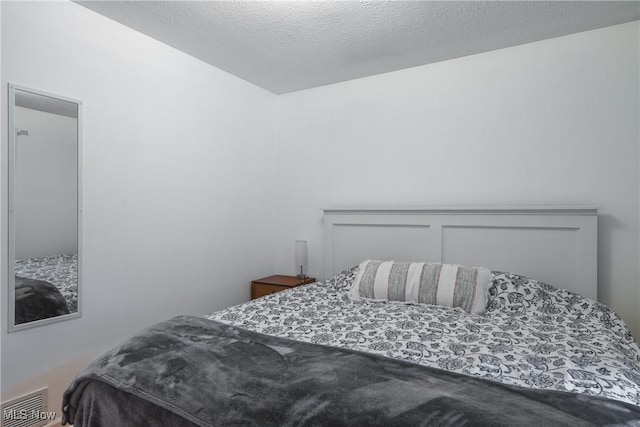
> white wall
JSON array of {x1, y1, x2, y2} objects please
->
[
  {"x1": 1, "y1": 0, "x2": 277, "y2": 413},
  {"x1": 275, "y1": 22, "x2": 640, "y2": 335},
  {"x1": 14, "y1": 107, "x2": 78, "y2": 260}
]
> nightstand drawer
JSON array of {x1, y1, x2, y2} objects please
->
[{"x1": 252, "y1": 283, "x2": 288, "y2": 299}]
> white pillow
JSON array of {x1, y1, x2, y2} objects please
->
[{"x1": 349, "y1": 260, "x2": 492, "y2": 315}]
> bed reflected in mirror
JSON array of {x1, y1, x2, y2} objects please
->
[{"x1": 8, "y1": 84, "x2": 82, "y2": 331}]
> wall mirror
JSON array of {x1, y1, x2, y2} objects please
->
[{"x1": 8, "y1": 83, "x2": 82, "y2": 331}]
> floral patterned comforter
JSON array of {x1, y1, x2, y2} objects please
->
[
  {"x1": 207, "y1": 268, "x2": 640, "y2": 407},
  {"x1": 15, "y1": 254, "x2": 78, "y2": 313}
]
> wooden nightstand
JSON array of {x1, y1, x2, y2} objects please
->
[{"x1": 251, "y1": 275, "x2": 316, "y2": 300}]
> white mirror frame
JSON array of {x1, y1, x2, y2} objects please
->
[{"x1": 7, "y1": 83, "x2": 83, "y2": 332}]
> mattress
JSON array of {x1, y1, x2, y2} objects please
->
[
  {"x1": 207, "y1": 267, "x2": 640, "y2": 407},
  {"x1": 14, "y1": 253, "x2": 78, "y2": 313}
]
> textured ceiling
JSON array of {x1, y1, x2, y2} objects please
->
[
  {"x1": 15, "y1": 90, "x2": 79, "y2": 118},
  {"x1": 76, "y1": 1, "x2": 639, "y2": 94}
]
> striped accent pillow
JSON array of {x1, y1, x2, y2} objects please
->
[{"x1": 349, "y1": 260, "x2": 492, "y2": 315}]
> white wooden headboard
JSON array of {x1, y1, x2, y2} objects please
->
[{"x1": 323, "y1": 207, "x2": 598, "y2": 300}]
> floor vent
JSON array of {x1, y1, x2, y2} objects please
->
[{"x1": 1, "y1": 387, "x2": 50, "y2": 427}]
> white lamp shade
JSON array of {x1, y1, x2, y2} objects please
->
[{"x1": 295, "y1": 240, "x2": 308, "y2": 273}]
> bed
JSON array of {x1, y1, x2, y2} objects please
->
[
  {"x1": 14, "y1": 275, "x2": 70, "y2": 324},
  {"x1": 15, "y1": 253, "x2": 78, "y2": 312},
  {"x1": 13, "y1": 253, "x2": 78, "y2": 325},
  {"x1": 62, "y1": 208, "x2": 640, "y2": 426}
]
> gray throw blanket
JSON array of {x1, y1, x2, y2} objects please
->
[
  {"x1": 15, "y1": 275, "x2": 69, "y2": 324},
  {"x1": 63, "y1": 316, "x2": 640, "y2": 426}
]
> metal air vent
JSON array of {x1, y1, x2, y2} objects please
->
[{"x1": 1, "y1": 387, "x2": 52, "y2": 427}]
